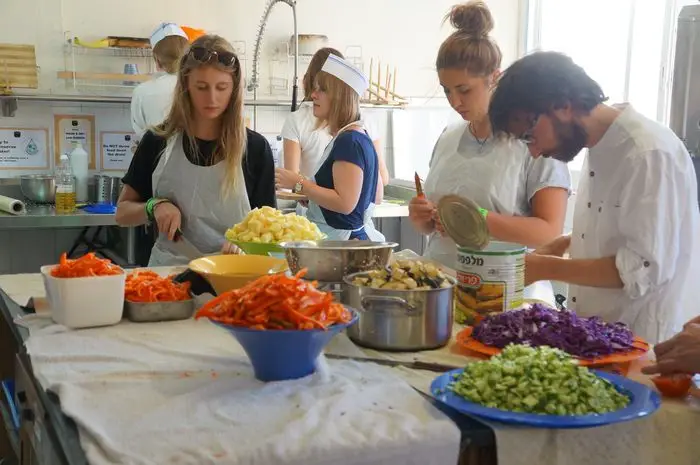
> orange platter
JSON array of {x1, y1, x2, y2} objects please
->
[{"x1": 456, "y1": 326, "x2": 650, "y2": 367}]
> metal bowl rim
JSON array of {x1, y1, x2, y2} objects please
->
[
  {"x1": 280, "y1": 240, "x2": 399, "y2": 251},
  {"x1": 343, "y1": 271, "x2": 457, "y2": 292}
]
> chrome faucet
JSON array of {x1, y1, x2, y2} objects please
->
[{"x1": 248, "y1": 0, "x2": 299, "y2": 112}]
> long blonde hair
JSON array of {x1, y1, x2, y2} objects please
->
[
  {"x1": 156, "y1": 34, "x2": 246, "y2": 198},
  {"x1": 314, "y1": 69, "x2": 361, "y2": 133}
]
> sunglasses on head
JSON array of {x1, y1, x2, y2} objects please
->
[{"x1": 188, "y1": 46, "x2": 238, "y2": 68}]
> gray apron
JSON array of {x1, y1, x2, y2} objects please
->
[
  {"x1": 305, "y1": 121, "x2": 385, "y2": 241},
  {"x1": 148, "y1": 133, "x2": 251, "y2": 266}
]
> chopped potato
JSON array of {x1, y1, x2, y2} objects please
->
[
  {"x1": 352, "y1": 259, "x2": 452, "y2": 290},
  {"x1": 225, "y1": 206, "x2": 324, "y2": 244}
]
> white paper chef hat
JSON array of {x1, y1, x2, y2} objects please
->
[
  {"x1": 321, "y1": 54, "x2": 369, "y2": 97},
  {"x1": 150, "y1": 23, "x2": 188, "y2": 49}
]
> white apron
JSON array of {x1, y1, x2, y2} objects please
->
[
  {"x1": 148, "y1": 133, "x2": 251, "y2": 266},
  {"x1": 305, "y1": 122, "x2": 385, "y2": 241},
  {"x1": 423, "y1": 122, "x2": 556, "y2": 305}
]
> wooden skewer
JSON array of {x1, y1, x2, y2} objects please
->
[
  {"x1": 385, "y1": 65, "x2": 390, "y2": 99},
  {"x1": 393, "y1": 67, "x2": 397, "y2": 95},
  {"x1": 372, "y1": 81, "x2": 407, "y2": 101},
  {"x1": 366, "y1": 86, "x2": 389, "y2": 103},
  {"x1": 377, "y1": 60, "x2": 382, "y2": 103},
  {"x1": 368, "y1": 58, "x2": 373, "y2": 101}
]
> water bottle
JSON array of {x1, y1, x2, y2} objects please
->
[
  {"x1": 276, "y1": 135, "x2": 284, "y2": 168},
  {"x1": 69, "y1": 141, "x2": 89, "y2": 203},
  {"x1": 55, "y1": 154, "x2": 76, "y2": 214}
]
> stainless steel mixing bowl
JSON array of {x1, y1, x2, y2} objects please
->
[
  {"x1": 19, "y1": 174, "x2": 56, "y2": 203},
  {"x1": 280, "y1": 240, "x2": 398, "y2": 282}
]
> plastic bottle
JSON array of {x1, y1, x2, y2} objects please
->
[
  {"x1": 276, "y1": 135, "x2": 284, "y2": 168},
  {"x1": 69, "y1": 141, "x2": 89, "y2": 203},
  {"x1": 55, "y1": 154, "x2": 76, "y2": 214}
]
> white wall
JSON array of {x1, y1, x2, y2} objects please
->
[
  {"x1": 2, "y1": 0, "x2": 522, "y2": 98},
  {"x1": 0, "y1": 0, "x2": 523, "y2": 178}
]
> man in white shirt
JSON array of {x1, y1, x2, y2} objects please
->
[{"x1": 488, "y1": 51, "x2": 700, "y2": 344}]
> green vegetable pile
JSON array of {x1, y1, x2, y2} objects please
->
[{"x1": 449, "y1": 344, "x2": 630, "y2": 415}]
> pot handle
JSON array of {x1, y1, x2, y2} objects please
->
[{"x1": 360, "y1": 295, "x2": 419, "y2": 316}]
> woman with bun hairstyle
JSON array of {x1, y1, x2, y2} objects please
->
[{"x1": 409, "y1": 0, "x2": 571, "y2": 265}]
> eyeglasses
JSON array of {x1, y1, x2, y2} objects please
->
[{"x1": 187, "y1": 46, "x2": 238, "y2": 68}]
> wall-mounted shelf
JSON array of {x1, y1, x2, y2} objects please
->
[
  {"x1": 64, "y1": 43, "x2": 153, "y2": 58},
  {"x1": 56, "y1": 71, "x2": 153, "y2": 89},
  {"x1": 0, "y1": 93, "x2": 407, "y2": 109}
]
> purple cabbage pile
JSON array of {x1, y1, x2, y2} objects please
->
[{"x1": 471, "y1": 303, "x2": 634, "y2": 358}]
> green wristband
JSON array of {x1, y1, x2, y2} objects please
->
[
  {"x1": 146, "y1": 198, "x2": 168, "y2": 222},
  {"x1": 479, "y1": 207, "x2": 489, "y2": 218}
]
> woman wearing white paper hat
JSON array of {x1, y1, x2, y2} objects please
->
[
  {"x1": 281, "y1": 47, "x2": 389, "y2": 192},
  {"x1": 130, "y1": 23, "x2": 189, "y2": 139},
  {"x1": 275, "y1": 54, "x2": 385, "y2": 241}
]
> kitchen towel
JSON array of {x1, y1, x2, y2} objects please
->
[
  {"x1": 0, "y1": 194, "x2": 26, "y2": 215},
  {"x1": 24, "y1": 318, "x2": 461, "y2": 465}
]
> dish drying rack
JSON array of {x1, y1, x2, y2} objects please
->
[{"x1": 364, "y1": 58, "x2": 407, "y2": 107}]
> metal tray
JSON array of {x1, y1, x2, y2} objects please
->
[{"x1": 124, "y1": 299, "x2": 195, "y2": 323}]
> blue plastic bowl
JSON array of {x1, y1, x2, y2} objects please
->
[{"x1": 213, "y1": 307, "x2": 359, "y2": 382}]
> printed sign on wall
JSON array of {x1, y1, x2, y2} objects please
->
[
  {"x1": 100, "y1": 131, "x2": 137, "y2": 171},
  {"x1": 54, "y1": 114, "x2": 96, "y2": 169},
  {"x1": 0, "y1": 128, "x2": 50, "y2": 169}
]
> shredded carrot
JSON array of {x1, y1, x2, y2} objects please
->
[
  {"x1": 195, "y1": 269, "x2": 352, "y2": 330},
  {"x1": 50, "y1": 252, "x2": 123, "y2": 278},
  {"x1": 125, "y1": 270, "x2": 192, "y2": 302}
]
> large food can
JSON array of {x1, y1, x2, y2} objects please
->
[{"x1": 454, "y1": 241, "x2": 525, "y2": 325}]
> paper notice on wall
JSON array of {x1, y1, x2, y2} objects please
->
[
  {"x1": 0, "y1": 128, "x2": 50, "y2": 169},
  {"x1": 54, "y1": 114, "x2": 96, "y2": 169},
  {"x1": 100, "y1": 132, "x2": 136, "y2": 171}
]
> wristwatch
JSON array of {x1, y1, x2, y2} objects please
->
[{"x1": 292, "y1": 174, "x2": 305, "y2": 194}]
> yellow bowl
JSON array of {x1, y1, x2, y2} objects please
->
[{"x1": 188, "y1": 255, "x2": 288, "y2": 295}]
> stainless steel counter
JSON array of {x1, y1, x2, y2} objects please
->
[{"x1": 0, "y1": 204, "x2": 117, "y2": 230}]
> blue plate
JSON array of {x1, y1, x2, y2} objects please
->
[
  {"x1": 82, "y1": 203, "x2": 116, "y2": 214},
  {"x1": 430, "y1": 369, "x2": 660, "y2": 429}
]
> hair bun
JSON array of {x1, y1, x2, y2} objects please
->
[{"x1": 449, "y1": 1, "x2": 494, "y2": 37}]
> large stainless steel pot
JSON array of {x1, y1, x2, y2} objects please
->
[
  {"x1": 280, "y1": 240, "x2": 398, "y2": 282},
  {"x1": 342, "y1": 271, "x2": 455, "y2": 351}
]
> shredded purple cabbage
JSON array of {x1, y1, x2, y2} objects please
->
[{"x1": 471, "y1": 303, "x2": 634, "y2": 358}]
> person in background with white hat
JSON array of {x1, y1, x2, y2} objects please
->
[
  {"x1": 130, "y1": 22, "x2": 189, "y2": 139},
  {"x1": 281, "y1": 47, "x2": 389, "y2": 209},
  {"x1": 275, "y1": 54, "x2": 385, "y2": 241}
]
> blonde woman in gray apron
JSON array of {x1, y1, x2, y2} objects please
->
[
  {"x1": 116, "y1": 35, "x2": 277, "y2": 266},
  {"x1": 408, "y1": 2, "x2": 571, "y2": 305},
  {"x1": 275, "y1": 54, "x2": 385, "y2": 241}
]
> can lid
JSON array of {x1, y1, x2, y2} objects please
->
[{"x1": 437, "y1": 194, "x2": 490, "y2": 250}]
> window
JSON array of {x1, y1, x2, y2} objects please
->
[{"x1": 526, "y1": 0, "x2": 676, "y2": 171}]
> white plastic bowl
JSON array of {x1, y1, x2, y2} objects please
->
[{"x1": 40, "y1": 264, "x2": 126, "y2": 329}]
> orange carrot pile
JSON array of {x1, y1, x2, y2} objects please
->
[
  {"x1": 125, "y1": 270, "x2": 192, "y2": 302},
  {"x1": 50, "y1": 252, "x2": 123, "y2": 278},
  {"x1": 195, "y1": 269, "x2": 352, "y2": 330}
]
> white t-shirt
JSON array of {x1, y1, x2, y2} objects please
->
[
  {"x1": 130, "y1": 72, "x2": 178, "y2": 138},
  {"x1": 281, "y1": 101, "x2": 379, "y2": 178},
  {"x1": 568, "y1": 104, "x2": 700, "y2": 343}
]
